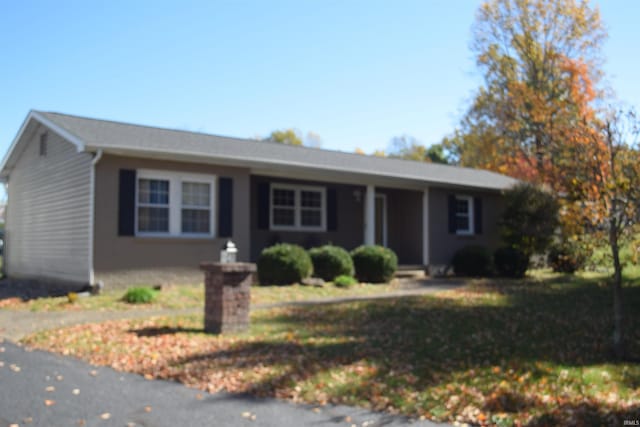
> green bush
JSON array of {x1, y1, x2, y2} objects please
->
[
  {"x1": 548, "y1": 240, "x2": 587, "y2": 274},
  {"x1": 334, "y1": 274, "x2": 357, "y2": 288},
  {"x1": 452, "y1": 245, "x2": 493, "y2": 277},
  {"x1": 308, "y1": 245, "x2": 354, "y2": 281},
  {"x1": 351, "y1": 245, "x2": 398, "y2": 283},
  {"x1": 122, "y1": 287, "x2": 158, "y2": 304},
  {"x1": 499, "y1": 183, "x2": 559, "y2": 257},
  {"x1": 494, "y1": 246, "x2": 529, "y2": 278},
  {"x1": 257, "y1": 243, "x2": 313, "y2": 285}
]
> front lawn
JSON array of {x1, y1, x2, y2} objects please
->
[
  {"x1": 23, "y1": 273, "x2": 640, "y2": 426},
  {"x1": 0, "y1": 282, "x2": 399, "y2": 312}
]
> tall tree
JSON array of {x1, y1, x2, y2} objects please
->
[
  {"x1": 388, "y1": 135, "x2": 449, "y2": 164},
  {"x1": 266, "y1": 129, "x2": 303, "y2": 146},
  {"x1": 448, "y1": 0, "x2": 606, "y2": 187},
  {"x1": 563, "y1": 108, "x2": 640, "y2": 359}
]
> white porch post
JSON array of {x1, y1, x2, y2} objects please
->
[
  {"x1": 364, "y1": 184, "x2": 375, "y2": 245},
  {"x1": 422, "y1": 187, "x2": 430, "y2": 266}
]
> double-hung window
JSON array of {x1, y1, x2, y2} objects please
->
[
  {"x1": 455, "y1": 195, "x2": 474, "y2": 235},
  {"x1": 136, "y1": 170, "x2": 215, "y2": 237},
  {"x1": 270, "y1": 184, "x2": 325, "y2": 231}
]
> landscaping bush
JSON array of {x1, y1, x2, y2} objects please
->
[
  {"x1": 452, "y1": 245, "x2": 493, "y2": 277},
  {"x1": 548, "y1": 240, "x2": 587, "y2": 274},
  {"x1": 308, "y1": 245, "x2": 354, "y2": 281},
  {"x1": 334, "y1": 274, "x2": 357, "y2": 288},
  {"x1": 494, "y1": 246, "x2": 529, "y2": 278},
  {"x1": 351, "y1": 245, "x2": 398, "y2": 283},
  {"x1": 257, "y1": 243, "x2": 313, "y2": 285},
  {"x1": 499, "y1": 183, "x2": 559, "y2": 257},
  {"x1": 122, "y1": 287, "x2": 157, "y2": 304}
]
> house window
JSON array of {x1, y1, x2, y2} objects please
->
[
  {"x1": 270, "y1": 184, "x2": 326, "y2": 231},
  {"x1": 137, "y1": 179, "x2": 170, "y2": 232},
  {"x1": 181, "y1": 182, "x2": 211, "y2": 233},
  {"x1": 136, "y1": 170, "x2": 215, "y2": 237},
  {"x1": 39, "y1": 133, "x2": 48, "y2": 157},
  {"x1": 455, "y1": 195, "x2": 474, "y2": 235}
]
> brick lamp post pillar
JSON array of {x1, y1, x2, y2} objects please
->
[{"x1": 199, "y1": 262, "x2": 255, "y2": 334}]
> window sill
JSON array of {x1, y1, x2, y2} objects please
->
[{"x1": 269, "y1": 226, "x2": 327, "y2": 233}]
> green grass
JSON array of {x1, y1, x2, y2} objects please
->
[
  {"x1": 1, "y1": 281, "x2": 399, "y2": 312},
  {"x1": 23, "y1": 271, "x2": 640, "y2": 426}
]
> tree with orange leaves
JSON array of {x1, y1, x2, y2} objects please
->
[
  {"x1": 445, "y1": 0, "x2": 606, "y2": 192},
  {"x1": 562, "y1": 108, "x2": 640, "y2": 359}
]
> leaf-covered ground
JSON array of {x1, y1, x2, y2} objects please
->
[{"x1": 23, "y1": 275, "x2": 640, "y2": 426}]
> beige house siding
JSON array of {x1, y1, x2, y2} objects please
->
[
  {"x1": 6, "y1": 123, "x2": 92, "y2": 284},
  {"x1": 93, "y1": 155, "x2": 251, "y2": 288},
  {"x1": 428, "y1": 187, "x2": 504, "y2": 269}
]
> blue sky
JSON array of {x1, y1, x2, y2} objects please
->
[{"x1": 1, "y1": 0, "x2": 639, "y2": 159}]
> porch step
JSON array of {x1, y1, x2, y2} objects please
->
[{"x1": 395, "y1": 265, "x2": 427, "y2": 279}]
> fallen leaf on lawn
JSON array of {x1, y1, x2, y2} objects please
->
[
  {"x1": 44, "y1": 399, "x2": 56, "y2": 406},
  {"x1": 242, "y1": 412, "x2": 251, "y2": 418},
  {"x1": 45, "y1": 386, "x2": 55, "y2": 392},
  {"x1": 77, "y1": 420, "x2": 86, "y2": 426},
  {"x1": 0, "y1": 361, "x2": 4, "y2": 367},
  {"x1": 312, "y1": 407, "x2": 321, "y2": 413},
  {"x1": 89, "y1": 370, "x2": 98, "y2": 377},
  {"x1": 144, "y1": 406, "x2": 152, "y2": 413},
  {"x1": 10, "y1": 364, "x2": 20, "y2": 372},
  {"x1": 9, "y1": 424, "x2": 19, "y2": 427},
  {"x1": 23, "y1": 417, "x2": 33, "y2": 424},
  {"x1": 100, "y1": 413, "x2": 111, "y2": 420},
  {"x1": 72, "y1": 389, "x2": 80, "y2": 395},
  {"x1": 195, "y1": 393, "x2": 204, "y2": 400},
  {"x1": 0, "y1": 346, "x2": 5, "y2": 352},
  {"x1": 344, "y1": 416, "x2": 352, "y2": 422},
  {"x1": 56, "y1": 375, "x2": 63, "y2": 381}
]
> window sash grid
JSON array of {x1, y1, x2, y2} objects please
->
[{"x1": 270, "y1": 185, "x2": 325, "y2": 231}]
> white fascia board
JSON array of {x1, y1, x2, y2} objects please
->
[{"x1": 0, "y1": 111, "x2": 87, "y2": 178}]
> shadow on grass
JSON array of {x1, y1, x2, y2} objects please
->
[
  {"x1": 157, "y1": 275, "x2": 640, "y2": 423},
  {"x1": 130, "y1": 326, "x2": 204, "y2": 337}
]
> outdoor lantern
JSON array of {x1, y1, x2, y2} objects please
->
[{"x1": 220, "y1": 240, "x2": 238, "y2": 263}]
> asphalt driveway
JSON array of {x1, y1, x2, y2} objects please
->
[{"x1": 0, "y1": 339, "x2": 445, "y2": 427}]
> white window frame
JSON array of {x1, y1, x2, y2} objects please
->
[
  {"x1": 455, "y1": 195, "x2": 474, "y2": 235},
  {"x1": 270, "y1": 183, "x2": 326, "y2": 232},
  {"x1": 135, "y1": 169, "x2": 216, "y2": 238}
]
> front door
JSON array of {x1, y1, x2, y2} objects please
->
[{"x1": 375, "y1": 194, "x2": 387, "y2": 246}]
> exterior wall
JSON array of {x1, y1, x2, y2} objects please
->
[
  {"x1": 377, "y1": 187, "x2": 423, "y2": 265},
  {"x1": 428, "y1": 187, "x2": 504, "y2": 269},
  {"x1": 250, "y1": 176, "x2": 364, "y2": 261},
  {"x1": 6, "y1": 123, "x2": 92, "y2": 285},
  {"x1": 93, "y1": 155, "x2": 251, "y2": 288}
]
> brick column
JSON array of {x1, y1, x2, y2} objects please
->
[{"x1": 200, "y1": 262, "x2": 256, "y2": 334}]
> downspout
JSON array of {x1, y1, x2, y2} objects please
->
[{"x1": 88, "y1": 149, "x2": 103, "y2": 287}]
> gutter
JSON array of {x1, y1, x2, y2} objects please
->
[{"x1": 88, "y1": 149, "x2": 103, "y2": 286}]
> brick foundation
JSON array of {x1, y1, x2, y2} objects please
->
[{"x1": 200, "y1": 262, "x2": 255, "y2": 334}]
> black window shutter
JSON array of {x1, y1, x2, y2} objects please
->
[
  {"x1": 257, "y1": 182, "x2": 270, "y2": 230},
  {"x1": 327, "y1": 188, "x2": 338, "y2": 231},
  {"x1": 448, "y1": 194, "x2": 457, "y2": 234},
  {"x1": 118, "y1": 169, "x2": 136, "y2": 236},
  {"x1": 474, "y1": 197, "x2": 483, "y2": 235},
  {"x1": 218, "y1": 177, "x2": 233, "y2": 237}
]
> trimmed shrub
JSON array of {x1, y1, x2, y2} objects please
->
[
  {"x1": 334, "y1": 274, "x2": 357, "y2": 288},
  {"x1": 494, "y1": 246, "x2": 529, "y2": 278},
  {"x1": 257, "y1": 243, "x2": 313, "y2": 285},
  {"x1": 452, "y1": 245, "x2": 493, "y2": 277},
  {"x1": 499, "y1": 183, "x2": 559, "y2": 257},
  {"x1": 351, "y1": 245, "x2": 398, "y2": 283},
  {"x1": 548, "y1": 241, "x2": 587, "y2": 274},
  {"x1": 122, "y1": 287, "x2": 157, "y2": 304},
  {"x1": 309, "y1": 245, "x2": 354, "y2": 281}
]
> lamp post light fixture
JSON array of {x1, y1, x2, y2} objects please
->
[{"x1": 220, "y1": 240, "x2": 238, "y2": 263}]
